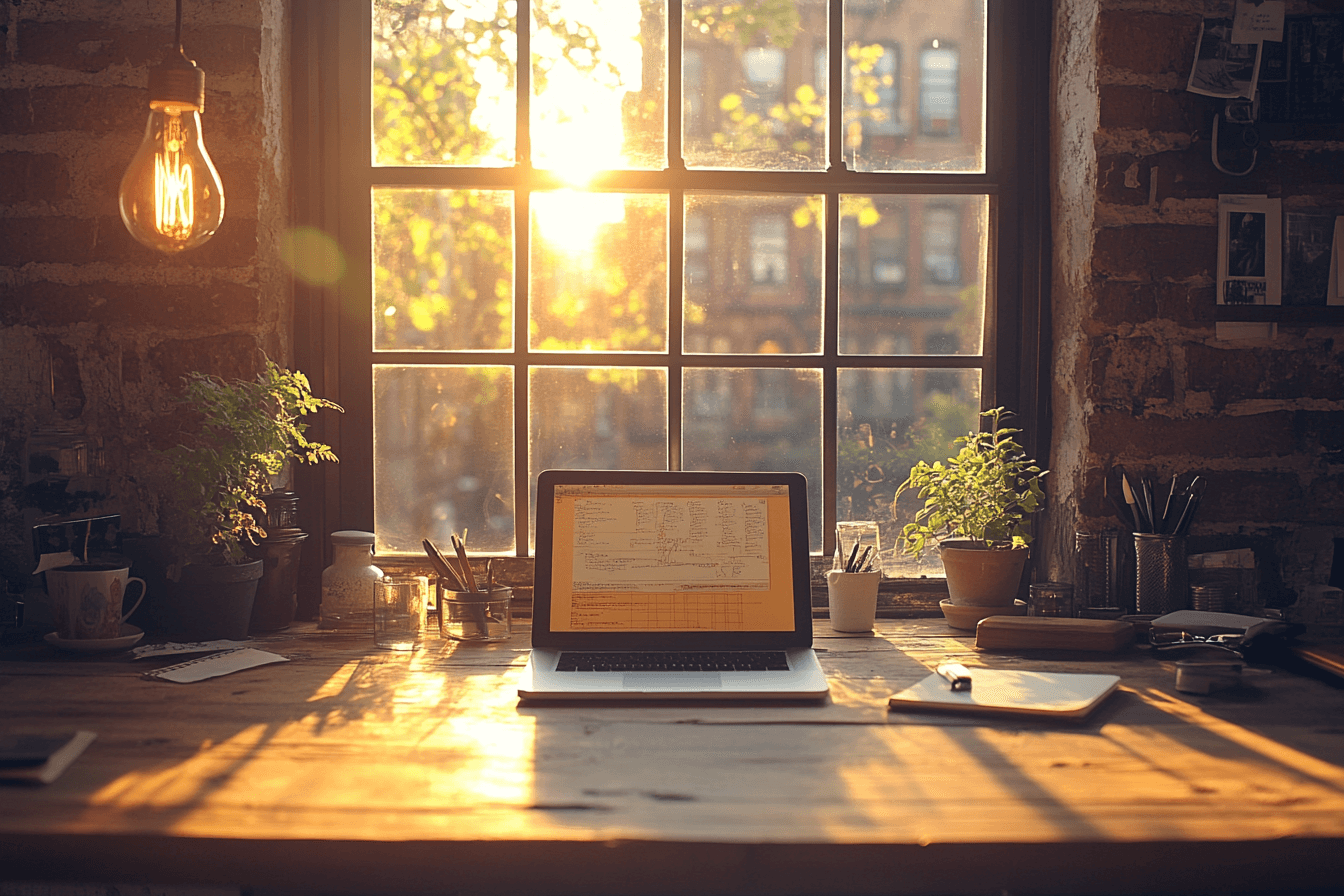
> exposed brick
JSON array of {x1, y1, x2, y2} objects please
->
[
  {"x1": 1186, "y1": 343, "x2": 1344, "y2": 406},
  {"x1": 1091, "y1": 411, "x2": 1298, "y2": 459},
  {"x1": 0, "y1": 281, "x2": 262, "y2": 331},
  {"x1": 1092, "y1": 280, "x2": 1212, "y2": 329},
  {"x1": 0, "y1": 153, "x2": 71, "y2": 204},
  {"x1": 0, "y1": 216, "x2": 257, "y2": 266},
  {"x1": 1093, "y1": 224, "x2": 1215, "y2": 282},
  {"x1": 1098, "y1": 11, "x2": 1200, "y2": 76},
  {"x1": 1099, "y1": 85, "x2": 1202, "y2": 133},
  {"x1": 1106, "y1": 146, "x2": 1344, "y2": 204},
  {"x1": 1097, "y1": 154, "x2": 1150, "y2": 207},
  {"x1": 149, "y1": 334, "x2": 265, "y2": 393},
  {"x1": 17, "y1": 22, "x2": 260, "y2": 77},
  {"x1": 1089, "y1": 337, "x2": 1174, "y2": 407},
  {"x1": 0, "y1": 86, "x2": 144, "y2": 135},
  {"x1": 1196, "y1": 471, "x2": 1306, "y2": 525}
]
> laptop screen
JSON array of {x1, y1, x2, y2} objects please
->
[{"x1": 533, "y1": 470, "x2": 813, "y2": 649}]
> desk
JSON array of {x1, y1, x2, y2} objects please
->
[{"x1": 2, "y1": 619, "x2": 1343, "y2": 895}]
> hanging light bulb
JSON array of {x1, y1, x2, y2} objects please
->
[{"x1": 119, "y1": 0, "x2": 224, "y2": 254}]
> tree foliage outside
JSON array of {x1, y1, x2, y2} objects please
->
[{"x1": 367, "y1": 0, "x2": 982, "y2": 553}]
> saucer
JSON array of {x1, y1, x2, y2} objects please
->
[
  {"x1": 45, "y1": 624, "x2": 145, "y2": 653},
  {"x1": 940, "y1": 598, "x2": 1026, "y2": 631}
]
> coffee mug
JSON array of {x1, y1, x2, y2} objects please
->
[{"x1": 46, "y1": 564, "x2": 146, "y2": 640}]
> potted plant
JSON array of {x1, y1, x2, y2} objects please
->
[
  {"x1": 892, "y1": 407, "x2": 1046, "y2": 608},
  {"x1": 141, "y1": 360, "x2": 342, "y2": 639}
]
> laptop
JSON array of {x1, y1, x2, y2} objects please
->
[{"x1": 518, "y1": 469, "x2": 830, "y2": 702}]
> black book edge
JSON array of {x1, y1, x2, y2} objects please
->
[{"x1": 0, "y1": 731, "x2": 97, "y2": 785}]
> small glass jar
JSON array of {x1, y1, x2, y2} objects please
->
[
  {"x1": 320, "y1": 530, "x2": 382, "y2": 630},
  {"x1": 439, "y1": 584, "x2": 512, "y2": 642},
  {"x1": 1028, "y1": 582, "x2": 1075, "y2": 618}
]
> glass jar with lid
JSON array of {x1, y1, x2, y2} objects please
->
[{"x1": 320, "y1": 530, "x2": 381, "y2": 630}]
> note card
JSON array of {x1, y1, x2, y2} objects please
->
[{"x1": 144, "y1": 648, "x2": 289, "y2": 683}]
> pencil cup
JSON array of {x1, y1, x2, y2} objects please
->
[
  {"x1": 374, "y1": 575, "x2": 427, "y2": 650},
  {"x1": 826, "y1": 570, "x2": 880, "y2": 633},
  {"x1": 438, "y1": 584, "x2": 511, "y2": 642},
  {"x1": 1134, "y1": 534, "x2": 1188, "y2": 616},
  {"x1": 835, "y1": 521, "x2": 881, "y2": 574}
]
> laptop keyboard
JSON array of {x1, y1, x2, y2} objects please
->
[{"x1": 556, "y1": 651, "x2": 791, "y2": 672}]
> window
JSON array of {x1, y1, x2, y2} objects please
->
[
  {"x1": 922, "y1": 204, "x2": 962, "y2": 286},
  {"x1": 292, "y1": 1, "x2": 1049, "y2": 577},
  {"x1": 919, "y1": 41, "x2": 961, "y2": 138},
  {"x1": 749, "y1": 215, "x2": 790, "y2": 286}
]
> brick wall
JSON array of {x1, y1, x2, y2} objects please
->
[
  {"x1": 0, "y1": 0, "x2": 288, "y2": 587},
  {"x1": 1047, "y1": 0, "x2": 1344, "y2": 607}
]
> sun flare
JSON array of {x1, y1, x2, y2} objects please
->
[{"x1": 533, "y1": 189, "x2": 628, "y2": 256}]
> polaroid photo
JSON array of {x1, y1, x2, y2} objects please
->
[
  {"x1": 1217, "y1": 194, "x2": 1281, "y2": 306},
  {"x1": 1188, "y1": 18, "x2": 1262, "y2": 100}
]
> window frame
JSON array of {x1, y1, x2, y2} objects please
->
[{"x1": 290, "y1": 0, "x2": 1052, "y2": 583}]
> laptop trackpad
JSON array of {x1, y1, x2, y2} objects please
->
[{"x1": 623, "y1": 672, "x2": 722, "y2": 690}]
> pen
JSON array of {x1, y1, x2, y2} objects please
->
[{"x1": 936, "y1": 663, "x2": 973, "y2": 691}]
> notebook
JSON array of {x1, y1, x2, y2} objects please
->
[
  {"x1": 888, "y1": 669, "x2": 1120, "y2": 720},
  {"x1": 518, "y1": 470, "x2": 829, "y2": 702}
]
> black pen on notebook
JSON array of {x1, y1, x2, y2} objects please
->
[{"x1": 937, "y1": 663, "x2": 973, "y2": 691}]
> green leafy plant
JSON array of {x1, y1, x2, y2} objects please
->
[
  {"x1": 162, "y1": 360, "x2": 342, "y2": 565},
  {"x1": 892, "y1": 407, "x2": 1047, "y2": 559}
]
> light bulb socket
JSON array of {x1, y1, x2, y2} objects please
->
[{"x1": 148, "y1": 51, "x2": 206, "y2": 112}]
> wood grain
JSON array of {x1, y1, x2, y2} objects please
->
[{"x1": 2, "y1": 619, "x2": 1343, "y2": 894}]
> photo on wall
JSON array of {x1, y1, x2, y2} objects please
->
[
  {"x1": 1188, "y1": 17, "x2": 1263, "y2": 99},
  {"x1": 1217, "y1": 194, "x2": 1281, "y2": 305},
  {"x1": 1283, "y1": 213, "x2": 1341, "y2": 305}
]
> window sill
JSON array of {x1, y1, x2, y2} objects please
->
[{"x1": 377, "y1": 555, "x2": 950, "y2": 618}]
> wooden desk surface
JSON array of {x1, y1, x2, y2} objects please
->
[{"x1": 2, "y1": 618, "x2": 1343, "y2": 895}]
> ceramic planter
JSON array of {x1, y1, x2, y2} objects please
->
[
  {"x1": 246, "y1": 531, "x2": 309, "y2": 632},
  {"x1": 939, "y1": 541, "x2": 1028, "y2": 606}
]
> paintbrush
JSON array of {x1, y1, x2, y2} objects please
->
[
  {"x1": 451, "y1": 533, "x2": 480, "y2": 592},
  {"x1": 423, "y1": 538, "x2": 468, "y2": 591},
  {"x1": 1117, "y1": 466, "x2": 1148, "y2": 532}
]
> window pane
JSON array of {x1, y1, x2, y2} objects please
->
[
  {"x1": 529, "y1": 366, "x2": 669, "y2": 548},
  {"x1": 374, "y1": 189, "x2": 513, "y2": 351},
  {"x1": 373, "y1": 365, "x2": 516, "y2": 555},
  {"x1": 683, "y1": 367, "x2": 823, "y2": 550},
  {"x1": 372, "y1": 0, "x2": 516, "y2": 167},
  {"x1": 684, "y1": 193, "x2": 822, "y2": 354},
  {"x1": 530, "y1": 191, "x2": 668, "y2": 352},
  {"x1": 837, "y1": 368, "x2": 980, "y2": 576},
  {"x1": 843, "y1": 0, "x2": 985, "y2": 173},
  {"x1": 532, "y1": 0, "x2": 666, "y2": 174},
  {"x1": 683, "y1": 0, "x2": 827, "y2": 171},
  {"x1": 838, "y1": 194, "x2": 985, "y2": 356}
]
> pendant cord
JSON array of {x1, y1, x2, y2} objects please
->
[{"x1": 175, "y1": 0, "x2": 184, "y2": 55}]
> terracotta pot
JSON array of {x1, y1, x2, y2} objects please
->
[{"x1": 939, "y1": 542, "x2": 1028, "y2": 606}]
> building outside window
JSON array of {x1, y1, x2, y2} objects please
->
[
  {"x1": 922, "y1": 204, "x2": 962, "y2": 286},
  {"x1": 294, "y1": 0, "x2": 1047, "y2": 577},
  {"x1": 919, "y1": 41, "x2": 960, "y2": 138},
  {"x1": 750, "y1": 215, "x2": 790, "y2": 286}
]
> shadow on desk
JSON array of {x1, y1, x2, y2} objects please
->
[{"x1": 2, "y1": 619, "x2": 1344, "y2": 895}]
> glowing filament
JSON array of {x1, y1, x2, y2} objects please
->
[{"x1": 154, "y1": 113, "x2": 195, "y2": 239}]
